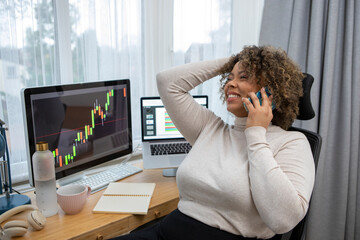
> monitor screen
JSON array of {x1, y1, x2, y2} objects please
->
[{"x1": 22, "y1": 80, "x2": 132, "y2": 186}]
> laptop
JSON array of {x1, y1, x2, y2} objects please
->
[{"x1": 140, "y1": 96, "x2": 208, "y2": 170}]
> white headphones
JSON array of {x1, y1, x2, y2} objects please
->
[{"x1": 0, "y1": 205, "x2": 46, "y2": 238}]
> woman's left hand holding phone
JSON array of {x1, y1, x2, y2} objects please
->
[{"x1": 242, "y1": 87, "x2": 274, "y2": 129}]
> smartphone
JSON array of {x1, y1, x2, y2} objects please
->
[{"x1": 243, "y1": 87, "x2": 276, "y2": 112}]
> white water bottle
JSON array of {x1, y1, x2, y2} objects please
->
[{"x1": 32, "y1": 142, "x2": 58, "y2": 217}]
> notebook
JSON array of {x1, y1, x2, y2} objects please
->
[
  {"x1": 93, "y1": 182, "x2": 156, "y2": 215},
  {"x1": 140, "y1": 96, "x2": 208, "y2": 169}
]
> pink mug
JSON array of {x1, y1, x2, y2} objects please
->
[{"x1": 57, "y1": 184, "x2": 91, "y2": 215}]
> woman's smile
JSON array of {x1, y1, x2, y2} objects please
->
[{"x1": 226, "y1": 91, "x2": 242, "y2": 103}]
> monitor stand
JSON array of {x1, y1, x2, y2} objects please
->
[{"x1": 162, "y1": 168, "x2": 177, "y2": 177}]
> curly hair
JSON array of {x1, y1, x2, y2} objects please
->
[{"x1": 218, "y1": 45, "x2": 304, "y2": 130}]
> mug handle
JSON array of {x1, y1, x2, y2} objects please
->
[{"x1": 85, "y1": 185, "x2": 91, "y2": 197}]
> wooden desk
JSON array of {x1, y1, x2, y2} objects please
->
[{"x1": 16, "y1": 163, "x2": 179, "y2": 240}]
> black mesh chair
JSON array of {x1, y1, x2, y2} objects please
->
[
  {"x1": 280, "y1": 73, "x2": 322, "y2": 240},
  {"x1": 289, "y1": 73, "x2": 322, "y2": 167}
]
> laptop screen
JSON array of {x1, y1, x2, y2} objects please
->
[{"x1": 141, "y1": 96, "x2": 208, "y2": 141}]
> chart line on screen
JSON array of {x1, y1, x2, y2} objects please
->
[{"x1": 36, "y1": 88, "x2": 126, "y2": 168}]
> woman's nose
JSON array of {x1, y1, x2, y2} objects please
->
[{"x1": 226, "y1": 79, "x2": 236, "y2": 88}]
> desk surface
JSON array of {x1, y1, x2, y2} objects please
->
[{"x1": 15, "y1": 162, "x2": 179, "y2": 240}]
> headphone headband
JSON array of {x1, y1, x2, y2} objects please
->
[{"x1": 0, "y1": 205, "x2": 38, "y2": 224}]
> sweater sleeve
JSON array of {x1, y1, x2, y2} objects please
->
[
  {"x1": 245, "y1": 126, "x2": 315, "y2": 234},
  {"x1": 156, "y1": 58, "x2": 229, "y2": 145}
]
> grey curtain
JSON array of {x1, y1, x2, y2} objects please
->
[{"x1": 259, "y1": 0, "x2": 360, "y2": 239}]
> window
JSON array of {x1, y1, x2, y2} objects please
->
[
  {"x1": 0, "y1": 0, "x2": 264, "y2": 183},
  {"x1": 6, "y1": 66, "x2": 17, "y2": 79}
]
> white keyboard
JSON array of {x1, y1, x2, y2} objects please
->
[{"x1": 72, "y1": 163, "x2": 143, "y2": 193}]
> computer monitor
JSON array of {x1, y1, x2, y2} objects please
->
[{"x1": 22, "y1": 80, "x2": 132, "y2": 187}]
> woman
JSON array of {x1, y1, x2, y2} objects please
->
[{"x1": 113, "y1": 45, "x2": 315, "y2": 240}]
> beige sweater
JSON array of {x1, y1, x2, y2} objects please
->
[{"x1": 156, "y1": 58, "x2": 315, "y2": 239}]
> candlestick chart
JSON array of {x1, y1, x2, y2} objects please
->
[{"x1": 34, "y1": 87, "x2": 128, "y2": 169}]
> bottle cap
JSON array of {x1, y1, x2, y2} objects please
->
[{"x1": 36, "y1": 142, "x2": 49, "y2": 151}]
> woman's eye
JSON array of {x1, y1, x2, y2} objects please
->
[{"x1": 240, "y1": 75, "x2": 247, "y2": 79}]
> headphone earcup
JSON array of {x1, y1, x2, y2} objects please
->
[
  {"x1": 3, "y1": 227, "x2": 28, "y2": 238},
  {"x1": 27, "y1": 210, "x2": 46, "y2": 231},
  {"x1": 3, "y1": 220, "x2": 28, "y2": 229},
  {"x1": 3, "y1": 220, "x2": 28, "y2": 237}
]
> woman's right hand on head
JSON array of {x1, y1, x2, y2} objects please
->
[{"x1": 242, "y1": 87, "x2": 273, "y2": 129}]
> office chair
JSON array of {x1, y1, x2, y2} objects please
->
[
  {"x1": 276, "y1": 73, "x2": 322, "y2": 240},
  {"x1": 289, "y1": 72, "x2": 322, "y2": 168}
]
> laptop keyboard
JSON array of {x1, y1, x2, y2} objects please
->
[{"x1": 150, "y1": 142, "x2": 192, "y2": 155}]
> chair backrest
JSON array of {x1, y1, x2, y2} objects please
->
[
  {"x1": 281, "y1": 73, "x2": 322, "y2": 240},
  {"x1": 286, "y1": 127, "x2": 322, "y2": 240},
  {"x1": 297, "y1": 73, "x2": 316, "y2": 121}
]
